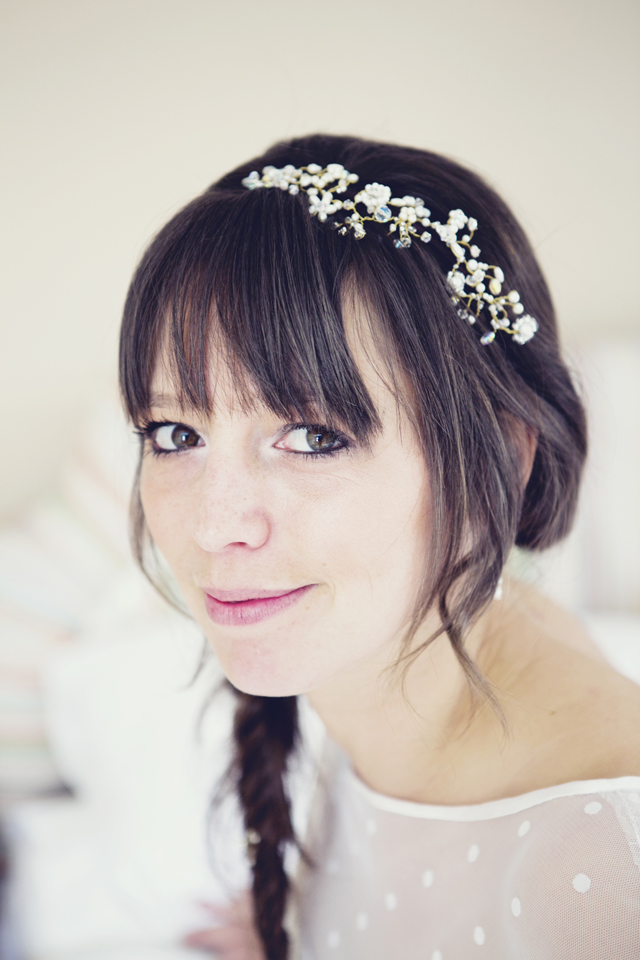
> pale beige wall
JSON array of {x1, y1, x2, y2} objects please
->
[{"x1": 1, "y1": 0, "x2": 638, "y2": 519}]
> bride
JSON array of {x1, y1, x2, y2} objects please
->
[{"x1": 119, "y1": 134, "x2": 640, "y2": 958}]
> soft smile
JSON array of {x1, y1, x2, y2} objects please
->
[{"x1": 203, "y1": 584, "x2": 316, "y2": 626}]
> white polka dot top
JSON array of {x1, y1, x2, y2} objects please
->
[{"x1": 295, "y1": 746, "x2": 640, "y2": 959}]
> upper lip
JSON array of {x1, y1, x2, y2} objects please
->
[{"x1": 204, "y1": 586, "x2": 311, "y2": 603}]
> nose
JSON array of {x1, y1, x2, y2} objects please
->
[{"x1": 190, "y1": 457, "x2": 271, "y2": 554}]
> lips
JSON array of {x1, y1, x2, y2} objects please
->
[{"x1": 203, "y1": 584, "x2": 315, "y2": 627}]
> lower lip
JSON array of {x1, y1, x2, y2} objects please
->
[{"x1": 204, "y1": 585, "x2": 315, "y2": 627}]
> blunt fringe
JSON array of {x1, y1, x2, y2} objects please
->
[{"x1": 119, "y1": 134, "x2": 587, "y2": 959}]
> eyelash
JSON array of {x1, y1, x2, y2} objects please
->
[
  {"x1": 134, "y1": 419, "x2": 184, "y2": 457},
  {"x1": 134, "y1": 419, "x2": 351, "y2": 459}
]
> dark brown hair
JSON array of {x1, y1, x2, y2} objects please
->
[{"x1": 119, "y1": 134, "x2": 587, "y2": 959}]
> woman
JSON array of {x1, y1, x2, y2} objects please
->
[{"x1": 119, "y1": 134, "x2": 640, "y2": 959}]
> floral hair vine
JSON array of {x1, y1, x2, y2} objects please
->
[{"x1": 242, "y1": 163, "x2": 538, "y2": 346}]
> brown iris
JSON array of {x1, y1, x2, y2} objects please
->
[
  {"x1": 305, "y1": 428, "x2": 339, "y2": 452},
  {"x1": 170, "y1": 425, "x2": 200, "y2": 449}
]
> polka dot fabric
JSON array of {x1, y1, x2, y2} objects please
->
[{"x1": 297, "y1": 749, "x2": 640, "y2": 959}]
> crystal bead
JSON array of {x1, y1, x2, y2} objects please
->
[
  {"x1": 242, "y1": 171, "x2": 261, "y2": 189},
  {"x1": 288, "y1": 184, "x2": 299, "y2": 195},
  {"x1": 481, "y1": 332, "x2": 495, "y2": 345},
  {"x1": 374, "y1": 205, "x2": 392, "y2": 222},
  {"x1": 421, "y1": 232, "x2": 432, "y2": 242}
]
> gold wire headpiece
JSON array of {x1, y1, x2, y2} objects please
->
[{"x1": 242, "y1": 163, "x2": 538, "y2": 346}]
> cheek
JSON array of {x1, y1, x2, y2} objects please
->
[
  {"x1": 276, "y1": 462, "x2": 431, "y2": 674},
  {"x1": 138, "y1": 457, "x2": 194, "y2": 569},
  {"x1": 317, "y1": 471, "x2": 430, "y2": 627}
]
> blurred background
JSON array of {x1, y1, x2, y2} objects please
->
[{"x1": 0, "y1": 0, "x2": 638, "y2": 956}]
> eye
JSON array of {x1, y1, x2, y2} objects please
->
[
  {"x1": 150, "y1": 422, "x2": 203, "y2": 453},
  {"x1": 276, "y1": 425, "x2": 347, "y2": 455}
]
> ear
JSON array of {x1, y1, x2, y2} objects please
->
[
  {"x1": 514, "y1": 421, "x2": 538, "y2": 490},
  {"x1": 502, "y1": 414, "x2": 538, "y2": 490}
]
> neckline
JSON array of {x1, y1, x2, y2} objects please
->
[{"x1": 347, "y1": 769, "x2": 640, "y2": 822}]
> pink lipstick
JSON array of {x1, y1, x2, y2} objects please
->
[{"x1": 204, "y1": 584, "x2": 314, "y2": 626}]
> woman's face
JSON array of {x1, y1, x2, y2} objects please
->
[{"x1": 139, "y1": 325, "x2": 432, "y2": 697}]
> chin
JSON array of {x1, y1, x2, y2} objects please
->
[
  {"x1": 227, "y1": 675, "x2": 303, "y2": 698},
  {"x1": 209, "y1": 637, "x2": 327, "y2": 698},
  {"x1": 221, "y1": 660, "x2": 310, "y2": 698},
  {"x1": 195, "y1": 593, "x2": 333, "y2": 697}
]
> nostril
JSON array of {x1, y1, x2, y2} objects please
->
[{"x1": 192, "y1": 508, "x2": 271, "y2": 554}]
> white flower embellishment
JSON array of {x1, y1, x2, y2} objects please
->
[
  {"x1": 242, "y1": 163, "x2": 537, "y2": 346},
  {"x1": 512, "y1": 314, "x2": 538, "y2": 345}
]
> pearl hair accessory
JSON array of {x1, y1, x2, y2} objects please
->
[{"x1": 242, "y1": 163, "x2": 538, "y2": 346}]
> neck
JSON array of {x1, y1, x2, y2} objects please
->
[{"x1": 306, "y1": 603, "x2": 505, "y2": 805}]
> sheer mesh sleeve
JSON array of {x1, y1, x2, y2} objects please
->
[{"x1": 503, "y1": 791, "x2": 640, "y2": 959}]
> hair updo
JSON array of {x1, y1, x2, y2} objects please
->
[{"x1": 119, "y1": 134, "x2": 587, "y2": 959}]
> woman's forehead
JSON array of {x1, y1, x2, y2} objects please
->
[{"x1": 147, "y1": 315, "x2": 403, "y2": 430}]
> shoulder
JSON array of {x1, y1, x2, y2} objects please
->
[
  {"x1": 533, "y1": 644, "x2": 640, "y2": 780},
  {"x1": 507, "y1": 786, "x2": 640, "y2": 957}
]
